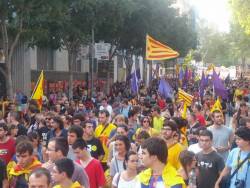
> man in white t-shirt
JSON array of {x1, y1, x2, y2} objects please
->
[{"x1": 99, "y1": 97, "x2": 113, "y2": 117}]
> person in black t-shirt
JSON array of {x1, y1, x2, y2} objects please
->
[
  {"x1": 196, "y1": 130, "x2": 224, "y2": 188},
  {"x1": 7, "y1": 111, "x2": 27, "y2": 136},
  {"x1": 0, "y1": 157, "x2": 8, "y2": 188},
  {"x1": 82, "y1": 121, "x2": 104, "y2": 160}
]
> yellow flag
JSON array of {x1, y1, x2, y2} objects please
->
[
  {"x1": 211, "y1": 98, "x2": 222, "y2": 113},
  {"x1": 146, "y1": 35, "x2": 179, "y2": 60},
  {"x1": 206, "y1": 64, "x2": 215, "y2": 74},
  {"x1": 181, "y1": 102, "x2": 188, "y2": 119},
  {"x1": 31, "y1": 70, "x2": 44, "y2": 110},
  {"x1": 177, "y1": 89, "x2": 194, "y2": 106}
]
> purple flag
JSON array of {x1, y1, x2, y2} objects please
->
[
  {"x1": 182, "y1": 67, "x2": 188, "y2": 88},
  {"x1": 158, "y1": 78, "x2": 173, "y2": 99},
  {"x1": 212, "y1": 70, "x2": 228, "y2": 99},
  {"x1": 199, "y1": 71, "x2": 206, "y2": 98},
  {"x1": 184, "y1": 67, "x2": 188, "y2": 80},
  {"x1": 179, "y1": 67, "x2": 184, "y2": 80},
  {"x1": 131, "y1": 71, "x2": 138, "y2": 94},
  {"x1": 127, "y1": 68, "x2": 140, "y2": 81}
]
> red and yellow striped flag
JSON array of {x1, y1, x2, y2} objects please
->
[
  {"x1": 31, "y1": 70, "x2": 44, "y2": 110},
  {"x1": 177, "y1": 88, "x2": 194, "y2": 106},
  {"x1": 146, "y1": 35, "x2": 179, "y2": 60}
]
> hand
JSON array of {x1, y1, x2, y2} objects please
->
[
  {"x1": 214, "y1": 182, "x2": 220, "y2": 188},
  {"x1": 216, "y1": 146, "x2": 229, "y2": 152}
]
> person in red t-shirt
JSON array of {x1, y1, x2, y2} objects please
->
[
  {"x1": 157, "y1": 95, "x2": 166, "y2": 110},
  {"x1": 72, "y1": 138, "x2": 106, "y2": 188},
  {"x1": 193, "y1": 104, "x2": 206, "y2": 126},
  {"x1": 0, "y1": 122, "x2": 15, "y2": 164}
]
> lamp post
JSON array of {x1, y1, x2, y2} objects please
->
[{"x1": 91, "y1": 28, "x2": 95, "y2": 98}]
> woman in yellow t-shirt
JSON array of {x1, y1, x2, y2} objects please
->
[{"x1": 135, "y1": 116, "x2": 158, "y2": 137}]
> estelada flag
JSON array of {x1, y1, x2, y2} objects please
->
[
  {"x1": 146, "y1": 35, "x2": 179, "y2": 60},
  {"x1": 177, "y1": 88, "x2": 194, "y2": 106},
  {"x1": 31, "y1": 70, "x2": 44, "y2": 110},
  {"x1": 211, "y1": 98, "x2": 222, "y2": 113}
]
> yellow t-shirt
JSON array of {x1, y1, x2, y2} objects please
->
[
  {"x1": 53, "y1": 181, "x2": 83, "y2": 188},
  {"x1": 153, "y1": 116, "x2": 165, "y2": 132},
  {"x1": 135, "y1": 127, "x2": 158, "y2": 137},
  {"x1": 94, "y1": 123, "x2": 116, "y2": 163},
  {"x1": 167, "y1": 142, "x2": 184, "y2": 170}
]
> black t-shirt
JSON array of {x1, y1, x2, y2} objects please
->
[
  {"x1": 196, "y1": 151, "x2": 225, "y2": 188},
  {"x1": 17, "y1": 124, "x2": 27, "y2": 136},
  {"x1": 85, "y1": 137, "x2": 105, "y2": 159},
  {"x1": 0, "y1": 159, "x2": 6, "y2": 188},
  {"x1": 38, "y1": 126, "x2": 50, "y2": 146}
]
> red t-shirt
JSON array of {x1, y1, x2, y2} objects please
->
[
  {"x1": 0, "y1": 137, "x2": 16, "y2": 164},
  {"x1": 157, "y1": 99, "x2": 166, "y2": 110},
  {"x1": 76, "y1": 158, "x2": 105, "y2": 188},
  {"x1": 196, "y1": 114, "x2": 206, "y2": 126}
]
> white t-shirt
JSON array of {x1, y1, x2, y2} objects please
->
[
  {"x1": 112, "y1": 173, "x2": 137, "y2": 188},
  {"x1": 134, "y1": 178, "x2": 165, "y2": 188},
  {"x1": 188, "y1": 143, "x2": 202, "y2": 154},
  {"x1": 99, "y1": 105, "x2": 113, "y2": 116}
]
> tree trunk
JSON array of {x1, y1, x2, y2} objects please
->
[
  {"x1": 1, "y1": 16, "x2": 22, "y2": 100},
  {"x1": 6, "y1": 60, "x2": 13, "y2": 100},
  {"x1": 68, "y1": 51, "x2": 74, "y2": 99},
  {"x1": 106, "y1": 60, "x2": 111, "y2": 95}
]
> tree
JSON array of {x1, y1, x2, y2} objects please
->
[
  {"x1": 0, "y1": 0, "x2": 66, "y2": 98},
  {"x1": 95, "y1": 0, "x2": 197, "y2": 79},
  {"x1": 231, "y1": 0, "x2": 250, "y2": 35},
  {"x1": 0, "y1": 0, "x2": 51, "y2": 98}
]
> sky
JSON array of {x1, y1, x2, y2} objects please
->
[{"x1": 190, "y1": 0, "x2": 231, "y2": 32}]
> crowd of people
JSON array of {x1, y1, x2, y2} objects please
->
[{"x1": 0, "y1": 77, "x2": 249, "y2": 188}]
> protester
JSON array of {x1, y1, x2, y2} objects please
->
[
  {"x1": 215, "y1": 126, "x2": 250, "y2": 188},
  {"x1": 28, "y1": 168, "x2": 51, "y2": 188},
  {"x1": 9, "y1": 141, "x2": 42, "y2": 188},
  {"x1": 161, "y1": 120, "x2": 185, "y2": 170},
  {"x1": 196, "y1": 130, "x2": 224, "y2": 188},
  {"x1": 67, "y1": 125, "x2": 83, "y2": 160},
  {"x1": 178, "y1": 150, "x2": 197, "y2": 186},
  {"x1": 0, "y1": 122, "x2": 16, "y2": 164},
  {"x1": 112, "y1": 151, "x2": 138, "y2": 188},
  {"x1": 0, "y1": 158, "x2": 8, "y2": 188},
  {"x1": 135, "y1": 116, "x2": 158, "y2": 137},
  {"x1": 27, "y1": 131, "x2": 43, "y2": 162},
  {"x1": 82, "y1": 120, "x2": 105, "y2": 160},
  {"x1": 42, "y1": 137, "x2": 89, "y2": 188},
  {"x1": 52, "y1": 158, "x2": 83, "y2": 188},
  {"x1": 7, "y1": 111, "x2": 27, "y2": 136},
  {"x1": 2, "y1": 67, "x2": 250, "y2": 188},
  {"x1": 72, "y1": 139, "x2": 106, "y2": 188},
  {"x1": 151, "y1": 106, "x2": 165, "y2": 133},
  {"x1": 135, "y1": 137, "x2": 185, "y2": 188},
  {"x1": 95, "y1": 110, "x2": 116, "y2": 170},
  {"x1": 208, "y1": 110, "x2": 234, "y2": 161},
  {"x1": 110, "y1": 135, "x2": 131, "y2": 179},
  {"x1": 47, "y1": 116, "x2": 68, "y2": 142}
]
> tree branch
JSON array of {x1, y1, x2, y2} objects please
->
[
  {"x1": 1, "y1": 20, "x2": 9, "y2": 59},
  {"x1": 8, "y1": 15, "x2": 23, "y2": 65}
]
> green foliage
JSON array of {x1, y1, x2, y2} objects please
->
[
  {"x1": 95, "y1": 0, "x2": 197, "y2": 57},
  {"x1": 231, "y1": 0, "x2": 250, "y2": 35}
]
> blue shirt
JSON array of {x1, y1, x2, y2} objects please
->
[{"x1": 226, "y1": 148, "x2": 250, "y2": 188}]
